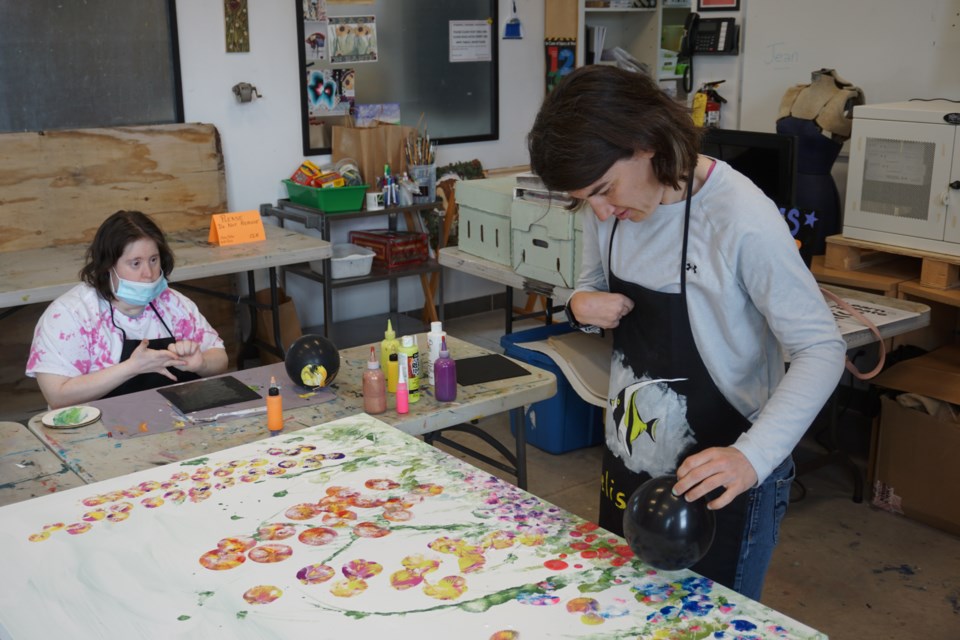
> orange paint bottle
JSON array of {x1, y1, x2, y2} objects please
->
[{"x1": 267, "y1": 376, "x2": 283, "y2": 433}]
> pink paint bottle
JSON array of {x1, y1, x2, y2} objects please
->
[{"x1": 396, "y1": 352, "x2": 409, "y2": 414}]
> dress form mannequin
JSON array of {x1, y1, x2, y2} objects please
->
[{"x1": 776, "y1": 69, "x2": 865, "y2": 254}]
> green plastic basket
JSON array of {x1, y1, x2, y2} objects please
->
[{"x1": 283, "y1": 180, "x2": 369, "y2": 213}]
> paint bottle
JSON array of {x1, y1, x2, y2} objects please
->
[
  {"x1": 267, "y1": 376, "x2": 283, "y2": 433},
  {"x1": 433, "y1": 336, "x2": 457, "y2": 403},
  {"x1": 380, "y1": 319, "x2": 400, "y2": 373},
  {"x1": 396, "y1": 352, "x2": 409, "y2": 414},
  {"x1": 426, "y1": 321, "x2": 446, "y2": 386},
  {"x1": 386, "y1": 352, "x2": 399, "y2": 393},
  {"x1": 362, "y1": 345, "x2": 387, "y2": 414},
  {"x1": 399, "y1": 335, "x2": 420, "y2": 403}
]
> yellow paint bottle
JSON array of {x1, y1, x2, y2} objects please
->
[{"x1": 380, "y1": 319, "x2": 400, "y2": 373}]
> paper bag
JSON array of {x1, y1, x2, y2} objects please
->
[
  {"x1": 332, "y1": 123, "x2": 416, "y2": 187},
  {"x1": 255, "y1": 288, "x2": 302, "y2": 364}
]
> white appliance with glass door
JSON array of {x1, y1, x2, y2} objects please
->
[{"x1": 843, "y1": 100, "x2": 960, "y2": 255}]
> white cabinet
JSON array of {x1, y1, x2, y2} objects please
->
[
  {"x1": 576, "y1": 1, "x2": 690, "y2": 85},
  {"x1": 843, "y1": 101, "x2": 960, "y2": 255}
]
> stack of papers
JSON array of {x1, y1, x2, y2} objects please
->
[{"x1": 513, "y1": 172, "x2": 575, "y2": 207}]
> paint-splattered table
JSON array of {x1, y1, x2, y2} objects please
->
[
  {"x1": 0, "y1": 413, "x2": 826, "y2": 639},
  {"x1": 0, "y1": 422, "x2": 85, "y2": 507},
  {"x1": 27, "y1": 335, "x2": 556, "y2": 489}
]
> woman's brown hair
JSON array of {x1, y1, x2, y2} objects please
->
[
  {"x1": 528, "y1": 65, "x2": 702, "y2": 193},
  {"x1": 80, "y1": 210, "x2": 174, "y2": 300}
]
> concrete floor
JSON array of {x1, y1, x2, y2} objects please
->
[{"x1": 437, "y1": 310, "x2": 960, "y2": 640}]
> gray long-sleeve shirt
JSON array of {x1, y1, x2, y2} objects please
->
[{"x1": 573, "y1": 159, "x2": 847, "y2": 484}]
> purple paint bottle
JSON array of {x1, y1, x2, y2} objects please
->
[{"x1": 433, "y1": 336, "x2": 457, "y2": 402}]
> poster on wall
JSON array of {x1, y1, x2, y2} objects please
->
[
  {"x1": 306, "y1": 68, "x2": 355, "y2": 117},
  {"x1": 449, "y1": 20, "x2": 492, "y2": 62},
  {"x1": 327, "y1": 16, "x2": 378, "y2": 63},
  {"x1": 303, "y1": 0, "x2": 326, "y2": 21},
  {"x1": 354, "y1": 103, "x2": 401, "y2": 126},
  {"x1": 304, "y1": 23, "x2": 327, "y2": 60},
  {"x1": 303, "y1": 0, "x2": 327, "y2": 60},
  {"x1": 545, "y1": 38, "x2": 576, "y2": 93}
]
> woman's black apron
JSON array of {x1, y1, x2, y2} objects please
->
[
  {"x1": 598, "y1": 178, "x2": 753, "y2": 586},
  {"x1": 104, "y1": 302, "x2": 200, "y2": 398}
]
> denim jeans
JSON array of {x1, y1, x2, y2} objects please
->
[{"x1": 732, "y1": 456, "x2": 795, "y2": 600}]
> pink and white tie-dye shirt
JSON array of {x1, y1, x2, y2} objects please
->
[{"x1": 26, "y1": 283, "x2": 224, "y2": 379}]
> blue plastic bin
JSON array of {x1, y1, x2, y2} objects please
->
[{"x1": 500, "y1": 323, "x2": 605, "y2": 454}]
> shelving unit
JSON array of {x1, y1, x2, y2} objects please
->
[
  {"x1": 576, "y1": 1, "x2": 690, "y2": 87},
  {"x1": 260, "y1": 199, "x2": 444, "y2": 346}
]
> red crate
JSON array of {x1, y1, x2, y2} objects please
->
[{"x1": 348, "y1": 230, "x2": 429, "y2": 269}]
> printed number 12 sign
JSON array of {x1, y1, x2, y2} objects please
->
[{"x1": 545, "y1": 39, "x2": 576, "y2": 93}]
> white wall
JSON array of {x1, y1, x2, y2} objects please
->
[
  {"x1": 175, "y1": 0, "x2": 546, "y2": 326},
  {"x1": 182, "y1": 1, "x2": 953, "y2": 326}
]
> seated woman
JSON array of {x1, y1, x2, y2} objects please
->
[{"x1": 26, "y1": 210, "x2": 229, "y2": 408}]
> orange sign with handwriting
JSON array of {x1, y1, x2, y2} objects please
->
[{"x1": 208, "y1": 211, "x2": 266, "y2": 246}]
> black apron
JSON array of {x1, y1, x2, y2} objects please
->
[
  {"x1": 104, "y1": 302, "x2": 200, "y2": 398},
  {"x1": 598, "y1": 177, "x2": 753, "y2": 587}
]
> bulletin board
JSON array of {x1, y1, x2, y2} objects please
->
[
  {"x1": 739, "y1": 0, "x2": 960, "y2": 133},
  {"x1": 0, "y1": 0, "x2": 182, "y2": 133},
  {"x1": 297, "y1": 0, "x2": 499, "y2": 156}
]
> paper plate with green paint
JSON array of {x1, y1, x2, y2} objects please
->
[{"x1": 41, "y1": 405, "x2": 102, "y2": 429}]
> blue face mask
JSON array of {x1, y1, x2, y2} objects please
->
[{"x1": 112, "y1": 269, "x2": 168, "y2": 307}]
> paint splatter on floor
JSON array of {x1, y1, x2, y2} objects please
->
[{"x1": 872, "y1": 564, "x2": 916, "y2": 576}]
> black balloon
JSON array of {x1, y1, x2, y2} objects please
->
[
  {"x1": 284, "y1": 334, "x2": 340, "y2": 388},
  {"x1": 622, "y1": 474, "x2": 716, "y2": 571}
]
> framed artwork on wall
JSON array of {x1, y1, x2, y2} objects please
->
[{"x1": 697, "y1": 0, "x2": 740, "y2": 11}]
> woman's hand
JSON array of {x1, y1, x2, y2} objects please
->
[
  {"x1": 129, "y1": 339, "x2": 185, "y2": 380},
  {"x1": 673, "y1": 447, "x2": 758, "y2": 510},
  {"x1": 569, "y1": 291, "x2": 635, "y2": 329},
  {"x1": 167, "y1": 340, "x2": 205, "y2": 372}
]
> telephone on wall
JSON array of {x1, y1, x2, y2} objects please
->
[{"x1": 680, "y1": 14, "x2": 739, "y2": 56}]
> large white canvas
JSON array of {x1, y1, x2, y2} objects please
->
[{"x1": 0, "y1": 414, "x2": 824, "y2": 639}]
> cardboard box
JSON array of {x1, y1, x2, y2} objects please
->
[
  {"x1": 455, "y1": 177, "x2": 514, "y2": 267},
  {"x1": 870, "y1": 345, "x2": 960, "y2": 536},
  {"x1": 511, "y1": 197, "x2": 577, "y2": 288}
]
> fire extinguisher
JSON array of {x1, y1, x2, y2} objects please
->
[{"x1": 692, "y1": 80, "x2": 727, "y2": 128}]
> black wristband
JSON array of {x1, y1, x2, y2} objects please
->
[{"x1": 565, "y1": 296, "x2": 603, "y2": 334}]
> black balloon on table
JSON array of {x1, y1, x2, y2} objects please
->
[
  {"x1": 622, "y1": 474, "x2": 716, "y2": 571},
  {"x1": 284, "y1": 334, "x2": 340, "y2": 389}
]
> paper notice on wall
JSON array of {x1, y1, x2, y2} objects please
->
[{"x1": 450, "y1": 20, "x2": 492, "y2": 62}]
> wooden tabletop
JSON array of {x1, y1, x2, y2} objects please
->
[
  {"x1": 0, "y1": 224, "x2": 332, "y2": 309},
  {"x1": 0, "y1": 413, "x2": 825, "y2": 639},
  {"x1": 440, "y1": 246, "x2": 575, "y2": 305},
  {"x1": 27, "y1": 335, "x2": 557, "y2": 484}
]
